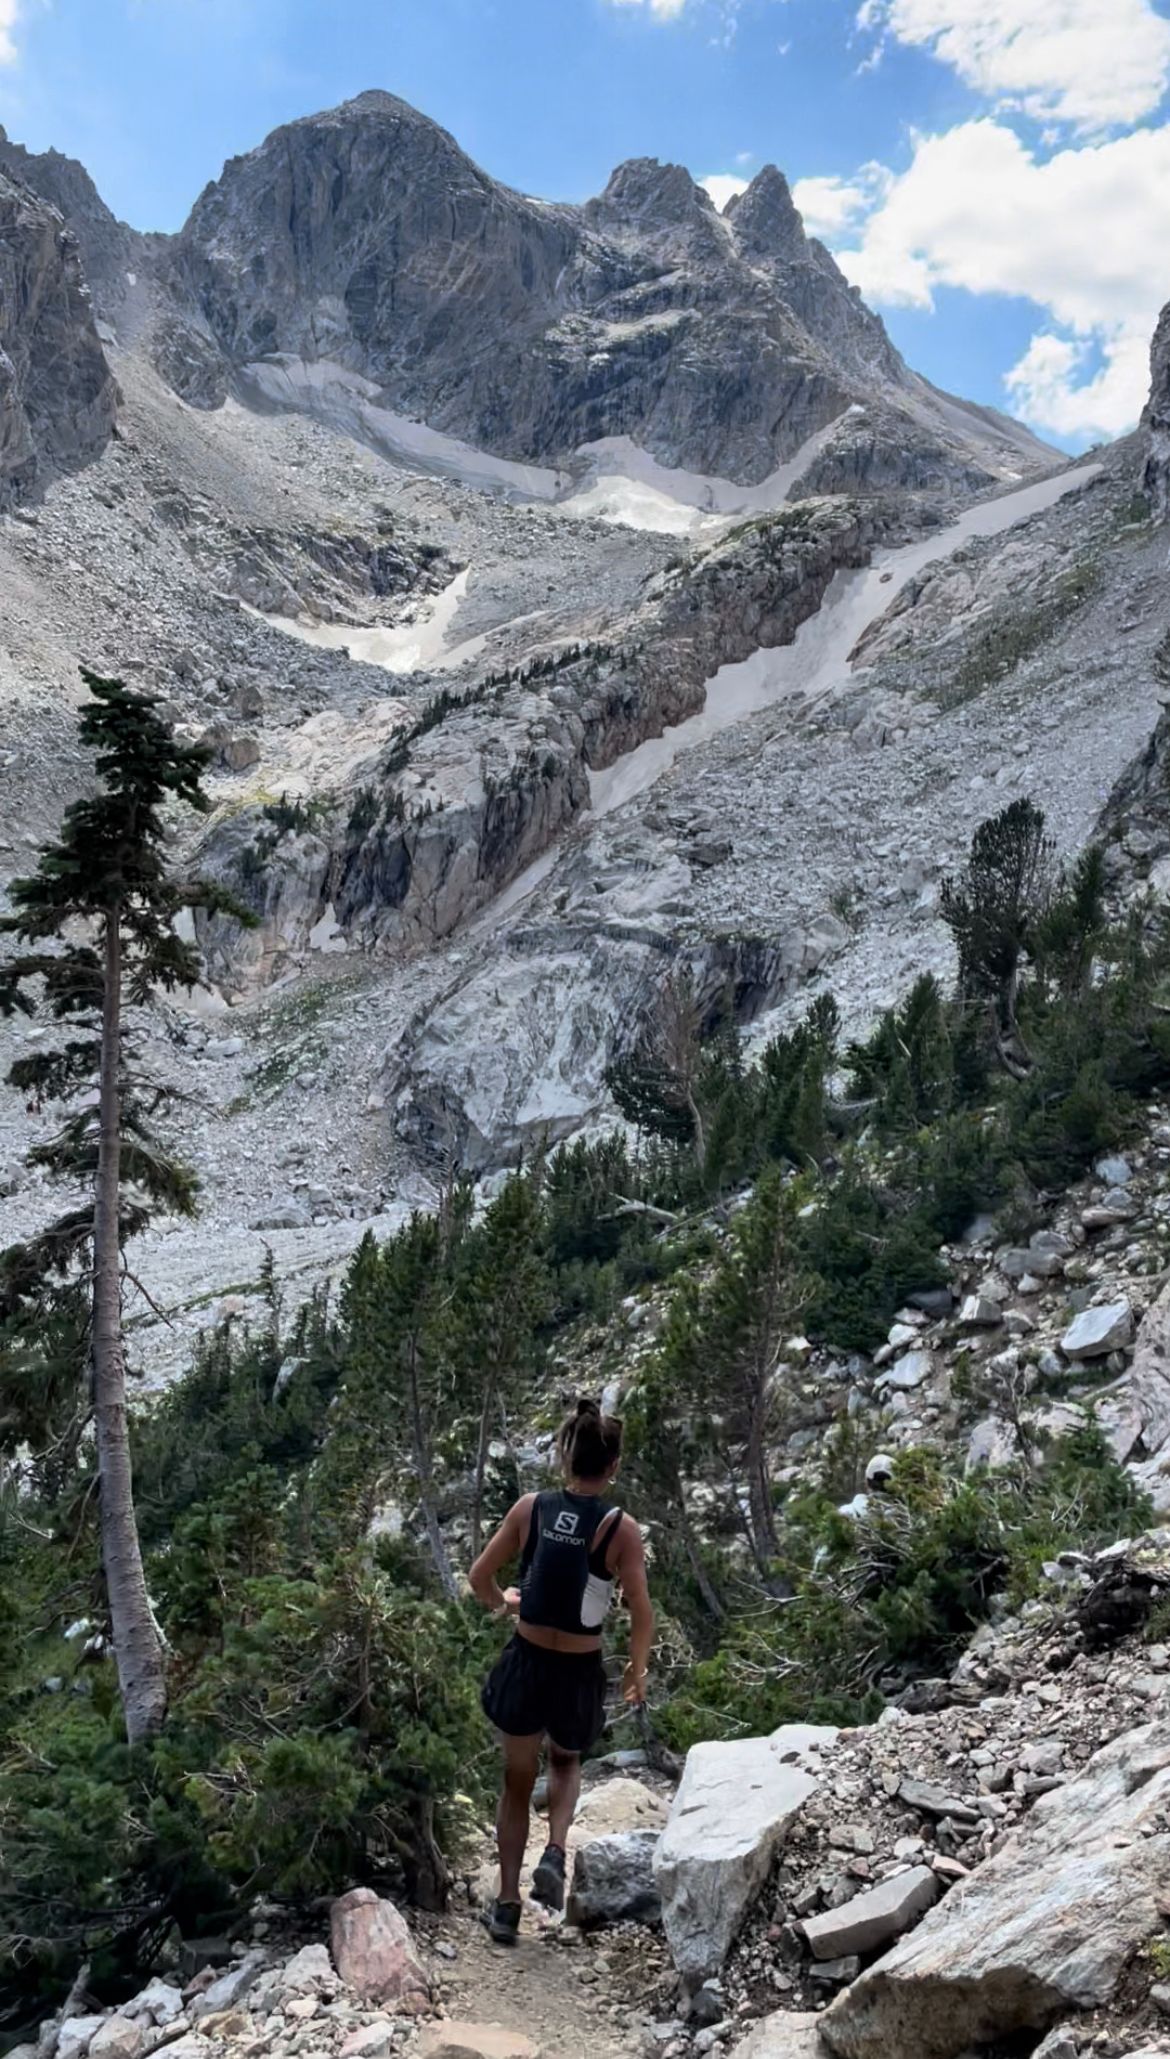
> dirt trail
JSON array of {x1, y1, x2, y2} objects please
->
[
  {"x1": 420, "y1": 1776, "x2": 673, "y2": 2057},
  {"x1": 427, "y1": 1908, "x2": 650, "y2": 2059}
]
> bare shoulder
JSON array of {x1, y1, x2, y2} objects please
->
[{"x1": 612, "y1": 1510, "x2": 646, "y2": 1563}]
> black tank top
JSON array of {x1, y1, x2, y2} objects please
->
[{"x1": 518, "y1": 1490, "x2": 623, "y2": 1636}]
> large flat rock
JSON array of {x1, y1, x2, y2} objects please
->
[
  {"x1": 654, "y1": 1724, "x2": 837, "y2": 1983},
  {"x1": 822, "y1": 1719, "x2": 1170, "y2": 2059},
  {"x1": 800, "y1": 1866, "x2": 937, "y2": 1960}
]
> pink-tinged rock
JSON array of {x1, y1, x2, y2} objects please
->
[{"x1": 330, "y1": 1888, "x2": 431, "y2": 2013}]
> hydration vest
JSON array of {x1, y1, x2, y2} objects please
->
[{"x1": 518, "y1": 1490, "x2": 623, "y2": 1635}]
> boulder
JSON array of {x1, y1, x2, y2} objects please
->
[
  {"x1": 654, "y1": 1724, "x2": 837, "y2": 1982},
  {"x1": 338, "y1": 2024, "x2": 396, "y2": 2059},
  {"x1": 329, "y1": 1887, "x2": 430, "y2": 2012},
  {"x1": 572, "y1": 1775, "x2": 668, "y2": 1838},
  {"x1": 727, "y1": 2013, "x2": 827, "y2": 2058},
  {"x1": 959, "y1": 1295, "x2": 1001, "y2": 1328},
  {"x1": 821, "y1": 1718, "x2": 1170, "y2": 2059},
  {"x1": 567, "y1": 1829, "x2": 661, "y2": 1927},
  {"x1": 88, "y1": 2020, "x2": 145, "y2": 2059},
  {"x1": 799, "y1": 1867, "x2": 938, "y2": 1961},
  {"x1": 876, "y1": 1349, "x2": 932, "y2": 1391},
  {"x1": 123, "y1": 1981, "x2": 184, "y2": 2027},
  {"x1": 188, "y1": 1953, "x2": 267, "y2": 2022},
  {"x1": 276, "y1": 1943, "x2": 335, "y2": 1993},
  {"x1": 1061, "y1": 1300, "x2": 1134, "y2": 1361},
  {"x1": 250, "y1": 1196, "x2": 313, "y2": 1231},
  {"x1": 57, "y1": 2020, "x2": 108, "y2": 2059},
  {"x1": 415, "y1": 2030, "x2": 540, "y2": 2059}
]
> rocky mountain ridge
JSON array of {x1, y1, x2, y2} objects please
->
[
  {"x1": 164, "y1": 93, "x2": 1052, "y2": 499},
  {"x1": 0, "y1": 91, "x2": 1056, "y2": 511},
  {"x1": 0, "y1": 164, "x2": 118, "y2": 503}
]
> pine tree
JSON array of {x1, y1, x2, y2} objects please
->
[
  {"x1": 0, "y1": 670, "x2": 246, "y2": 1742},
  {"x1": 940, "y1": 800, "x2": 1055, "y2": 1075},
  {"x1": 339, "y1": 1216, "x2": 459, "y2": 1599},
  {"x1": 450, "y1": 1171, "x2": 550, "y2": 1557}
]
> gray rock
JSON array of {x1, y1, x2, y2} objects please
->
[
  {"x1": 188, "y1": 1952, "x2": 267, "y2": 2022},
  {"x1": 1060, "y1": 1300, "x2": 1134, "y2": 1360},
  {"x1": 1000, "y1": 1247, "x2": 1063, "y2": 1281},
  {"x1": 822, "y1": 1718, "x2": 1170, "y2": 2059},
  {"x1": 122, "y1": 1982, "x2": 183, "y2": 2028},
  {"x1": 808, "y1": 1957, "x2": 861, "y2": 1986},
  {"x1": 1094, "y1": 1154, "x2": 1132, "y2": 1185},
  {"x1": 277, "y1": 1943, "x2": 335, "y2": 1993},
  {"x1": 654, "y1": 1725, "x2": 837, "y2": 1982},
  {"x1": 959, "y1": 1295, "x2": 1002, "y2": 1327},
  {"x1": 567, "y1": 1830, "x2": 661, "y2": 1927},
  {"x1": 726, "y1": 2016, "x2": 826, "y2": 2059},
  {"x1": 250, "y1": 1197, "x2": 313, "y2": 1231},
  {"x1": 896, "y1": 1779, "x2": 978, "y2": 1822},
  {"x1": 877, "y1": 1349, "x2": 933, "y2": 1391},
  {"x1": 800, "y1": 1867, "x2": 938, "y2": 1961},
  {"x1": 1030, "y1": 2034, "x2": 1079, "y2": 2059}
]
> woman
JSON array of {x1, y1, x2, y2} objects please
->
[{"x1": 469, "y1": 1398, "x2": 654, "y2": 1943}]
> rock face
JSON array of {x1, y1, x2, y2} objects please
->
[
  {"x1": 654, "y1": 1725, "x2": 837, "y2": 1984},
  {"x1": 0, "y1": 126, "x2": 145, "y2": 319},
  {"x1": 821, "y1": 1719, "x2": 1170, "y2": 2059},
  {"x1": 0, "y1": 166, "x2": 118, "y2": 502},
  {"x1": 169, "y1": 91, "x2": 1051, "y2": 494},
  {"x1": 328, "y1": 1888, "x2": 430, "y2": 2013},
  {"x1": 1142, "y1": 300, "x2": 1170, "y2": 518}
]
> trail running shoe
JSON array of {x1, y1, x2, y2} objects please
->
[
  {"x1": 481, "y1": 1897, "x2": 522, "y2": 1945},
  {"x1": 532, "y1": 1843, "x2": 567, "y2": 1912}
]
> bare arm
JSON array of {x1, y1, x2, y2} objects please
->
[
  {"x1": 469, "y1": 1496, "x2": 533, "y2": 1616},
  {"x1": 614, "y1": 1517, "x2": 654, "y2": 1703}
]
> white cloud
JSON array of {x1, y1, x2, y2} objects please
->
[
  {"x1": 608, "y1": 0, "x2": 689, "y2": 18},
  {"x1": 829, "y1": 117, "x2": 1170, "y2": 438},
  {"x1": 792, "y1": 166, "x2": 890, "y2": 239},
  {"x1": 701, "y1": 171, "x2": 749, "y2": 210},
  {"x1": 0, "y1": 1, "x2": 20, "y2": 65},
  {"x1": 857, "y1": 0, "x2": 1170, "y2": 130}
]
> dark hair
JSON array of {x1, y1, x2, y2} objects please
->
[{"x1": 560, "y1": 1397, "x2": 623, "y2": 1481}]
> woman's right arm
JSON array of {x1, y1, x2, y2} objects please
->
[{"x1": 468, "y1": 1495, "x2": 534, "y2": 1615}]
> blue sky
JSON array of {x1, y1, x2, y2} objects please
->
[{"x1": 1, "y1": 0, "x2": 1168, "y2": 448}]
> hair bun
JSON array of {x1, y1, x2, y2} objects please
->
[{"x1": 575, "y1": 1396, "x2": 602, "y2": 1419}]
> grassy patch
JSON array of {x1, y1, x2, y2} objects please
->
[{"x1": 937, "y1": 560, "x2": 1101, "y2": 709}]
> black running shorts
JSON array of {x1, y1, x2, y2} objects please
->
[{"x1": 481, "y1": 1635, "x2": 608, "y2": 1755}]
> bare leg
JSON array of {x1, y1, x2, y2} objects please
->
[
  {"x1": 546, "y1": 1742, "x2": 581, "y2": 1852},
  {"x1": 497, "y1": 1732, "x2": 542, "y2": 1903}
]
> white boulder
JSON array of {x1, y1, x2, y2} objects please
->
[
  {"x1": 654, "y1": 1724, "x2": 837, "y2": 1983},
  {"x1": 1060, "y1": 1300, "x2": 1134, "y2": 1361}
]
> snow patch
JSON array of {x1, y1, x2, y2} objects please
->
[{"x1": 588, "y1": 461, "x2": 1102, "y2": 817}]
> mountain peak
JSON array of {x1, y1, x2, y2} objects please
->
[
  {"x1": 727, "y1": 163, "x2": 805, "y2": 254},
  {"x1": 594, "y1": 156, "x2": 715, "y2": 226}
]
